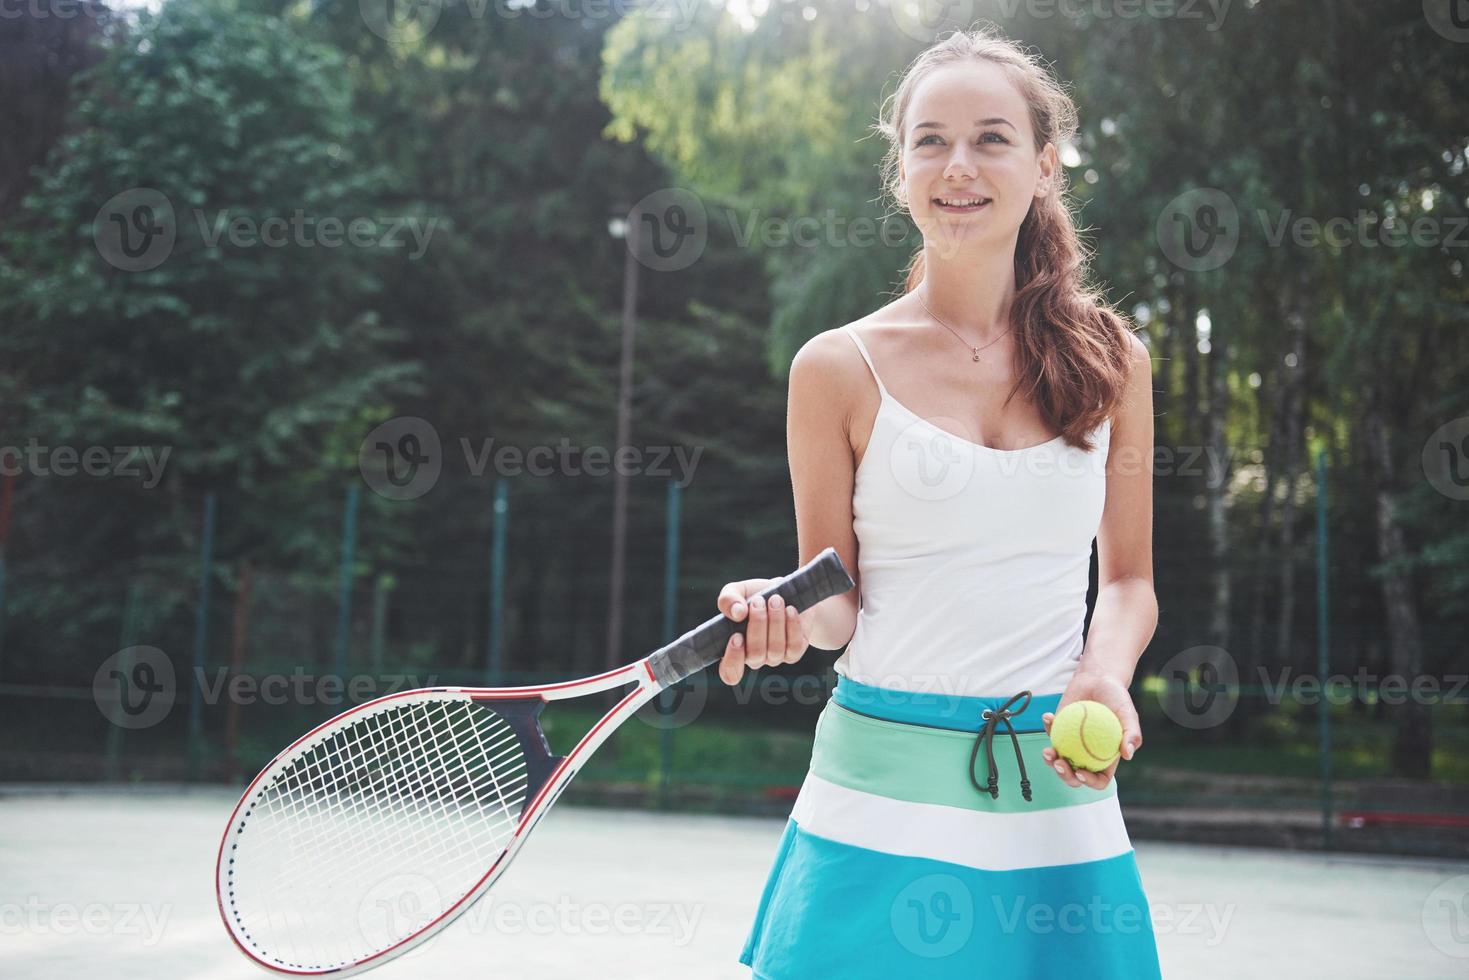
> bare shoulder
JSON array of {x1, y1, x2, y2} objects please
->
[
  {"x1": 1110, "y1": 329, "x2": 1155, "y2": 435},
  {"x1": 1120, "y1": 329, "x2": 1154, "y2": 400},
  {"x1": 789, "y1": 319, "x2": 871, "y2": 400},
  {"x1": 1123, "y1": 328, "x2": 1151, "y2": 368},
  {"x1": 791, "y1": 297, "x2": 917, "y2": 379}
]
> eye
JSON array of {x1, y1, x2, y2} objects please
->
[{"x1": 913, "y1": 131, "x2": 1010, "y2": 147}]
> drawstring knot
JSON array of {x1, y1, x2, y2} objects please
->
[{"x1": 968, "y1": 690, "x2": 1033, "y2": 803}]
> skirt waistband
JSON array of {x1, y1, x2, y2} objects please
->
[
  {"x1": 832, "y1": 675, "x2": 1063, "y2": 803},
  {"x1": 832, "y1": 674, "x2": 1060, "y2": 734}
]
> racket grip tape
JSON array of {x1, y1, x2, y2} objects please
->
[{"x1": 646, "y1": 547, "x2": 854, "y2": 688}]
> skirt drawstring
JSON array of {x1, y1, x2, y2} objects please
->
[{"x1": 968, "y1": 690, "x2": 1034, "y2": 802}]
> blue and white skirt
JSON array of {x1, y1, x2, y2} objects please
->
[{"x1": 739, "y1": 675, "x2": 1163, "y2": 979}]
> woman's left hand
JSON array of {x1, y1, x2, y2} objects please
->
[{"x1": 1040, "y1": 672, "x2": 1142, "y2": 791}]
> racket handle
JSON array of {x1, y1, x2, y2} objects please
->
[{"x1": 646, "y1": 546, "x2": 855, "y2": 688}]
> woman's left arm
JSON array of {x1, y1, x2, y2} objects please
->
[{"x1": 1042, "y1": 331, "x2": 1158, "y2": 789}]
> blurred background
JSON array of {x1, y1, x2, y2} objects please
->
[{"x1": 1, "y1": 2, "x2": 1468, "y2": 967}]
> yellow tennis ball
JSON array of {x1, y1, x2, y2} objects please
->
[{"x1": 1049, "y1": 700, "x2": 1123, "y2": 772}]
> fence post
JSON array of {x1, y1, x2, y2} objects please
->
[
  {"x1": 370, "y1": 572, "x2": 394, "y2": 674},
  {"x1": 188, "y1": 492, "x2": 217, "y2": 781},
  {"x1": 0, "y1": 471, "x2": 12, "y2": 680},
  {"x1": 1314, "y1": 447, "x2": 1333, "y2": 849},
  {"x1": 334, "y1": 483, "x2": 360, "y2": 681},
  {"x1": 104, "y1": 581, "x2": 144, "y2": 782},
  {"x1": 486, "y1": 479, "x2": 509, "y2": 684},
  {"x1": 658, "y1": 479, "x2": 682, "y2": 810}
]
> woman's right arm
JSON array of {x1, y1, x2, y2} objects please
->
[
  {"x1": 784, "y1": 330, "x2": 862, "y2": 651},
  {"x1": 715, "y1": 330, "x2": 862, "y2": 685}
]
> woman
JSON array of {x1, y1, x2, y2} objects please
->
[{"x1": 717, "y1": 27, "x2": 1164, "y2": 979}]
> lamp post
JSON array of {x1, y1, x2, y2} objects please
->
[{"x1": 605, "y1": 203, "x2": 640, "y2": 670}]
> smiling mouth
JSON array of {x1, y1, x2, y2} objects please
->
[{"x1": 933, "y1": 197, "x2": 992, "y2": 212}]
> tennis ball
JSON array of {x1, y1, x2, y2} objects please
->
[{"x1": 1049, "y1": 700, "x2": 1123, "y2": 772}]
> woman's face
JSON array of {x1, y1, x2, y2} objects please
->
[{"x1": 899, "y1": 60, "x2": 1056, "y2": 252}]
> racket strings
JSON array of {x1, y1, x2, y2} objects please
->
[{"x1": 227, "y1": 696, "x2": 533, "y2": 970}]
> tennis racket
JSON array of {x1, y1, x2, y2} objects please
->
[{"x1": 216, "y1": 546, "x2": 853, "y2": 976}]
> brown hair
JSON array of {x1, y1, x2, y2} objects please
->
[{"x1": 874, "y1": 26, "x2": 1136, "y2": 451}]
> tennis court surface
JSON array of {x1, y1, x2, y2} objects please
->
[{"x1": 2, "y1": 787, "x2": 1466, "y2": 979}]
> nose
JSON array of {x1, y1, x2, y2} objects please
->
[{"x1": 942, "y1": 143, "x2": 979, "y2": 182}]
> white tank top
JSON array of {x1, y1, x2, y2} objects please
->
[{"x1": 832, "y1": 324, "x2": 1112, "y2": 698}]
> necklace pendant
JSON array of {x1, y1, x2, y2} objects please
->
[{"x1": 971, "y1": 349, "x2": 981, "y2": 362}]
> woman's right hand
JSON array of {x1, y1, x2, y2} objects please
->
[{"x1": 715, "y1": 578, "x2": 813, "y2": 686}]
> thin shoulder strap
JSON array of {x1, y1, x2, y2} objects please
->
[{"x1": 842, "y1": 325, "x2": 889, "y2": 398}]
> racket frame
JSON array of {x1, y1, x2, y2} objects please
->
[{"x1": 216, "y1": 546, "x2": 853, "y2": 976}]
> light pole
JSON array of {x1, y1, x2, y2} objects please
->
[{"x1": 605, "y1": 202, "x2": 640, "y2": 670}]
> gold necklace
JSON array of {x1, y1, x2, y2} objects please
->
[{"x1": 915, "y1": 287, "x2": 1010, "y2": 363}]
